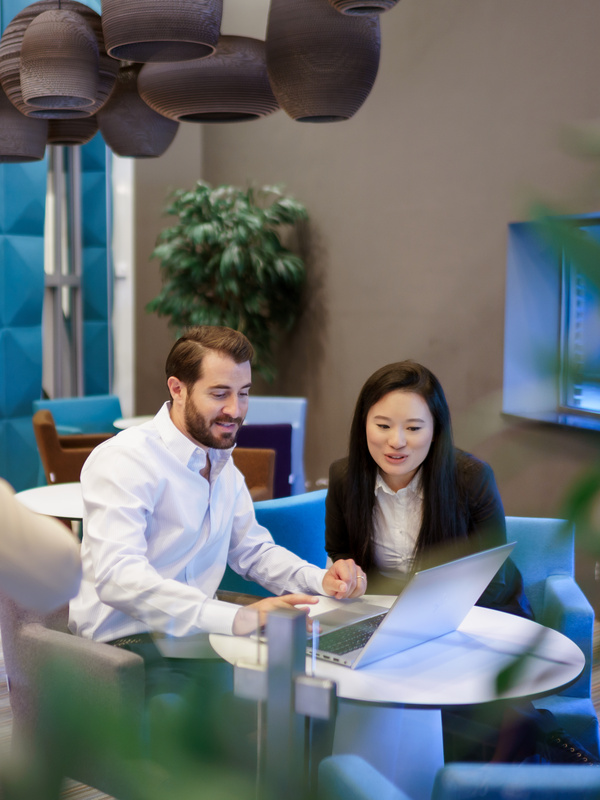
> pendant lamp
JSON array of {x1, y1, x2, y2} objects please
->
[
  {"x1": 97, "y1": 64, "x2": 179, "y2": 157},
  {"x1": 0, "y1": 1, "x2": 118, "y2": 119},
  {"x1": 138, "y1": 36, "x2": 279, "y2": 123},
  {"x1": 20, "y1": 9, "x2": 99, "y2": 111},
  {"x1": 266, "y1": 0, "x2": 380, "y2": 122},
  {"x1": 101, "y1": 0, "x2": 223, "y2": 63},
  {"x1": 47, "y1": 116, "x2": 98, "y2": 146},
  {"x1": 0, "y1": 85, "x2": 47, "y2": 162},
  {"x1": 328, "y1": 0, "x2": 400, "y2": 14}
]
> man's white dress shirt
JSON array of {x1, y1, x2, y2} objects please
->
[
  {"x1": 69, "y1": 402, "x2": 327, "y2": 642},
  {"x1": 372, "y1": 471, "x2": 423, "y2": 575}
]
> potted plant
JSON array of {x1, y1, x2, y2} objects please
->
[{"x1": 146, "y1": 180, "x2": 309, "y2": 382}]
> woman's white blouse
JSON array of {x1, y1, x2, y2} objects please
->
[{"x1": 372, "y1": 471, "x2": 423, "y2": 575}]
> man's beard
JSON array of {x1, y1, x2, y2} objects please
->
[{"x1": 184, "y1": 394, "x2": 243, "y2": 449}]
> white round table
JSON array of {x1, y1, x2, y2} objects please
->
[
  {"x1": 208, "y1": 600, "x2": 585, "y2": 800},
  {"x1": 15, "y1": 482, "x2": 83, "y2": 521}
]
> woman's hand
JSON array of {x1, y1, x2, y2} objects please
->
[
  {"x1": 233, "y1": 593, "x2": 319, "y2": 635},
  {"x1": 322, "y1": 559, "x2": 367, "y2": 599}
]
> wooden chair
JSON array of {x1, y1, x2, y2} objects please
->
[
  {"x1": 231, "y1": 447, "x2": 276, "y2": 502},
  {"x1": 32, "y1": 409, "x2": 113, "y2": 485}
]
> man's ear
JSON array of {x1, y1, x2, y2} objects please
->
[{"x1": 167, "y1": 376, "x2": 185, "y2": 403}]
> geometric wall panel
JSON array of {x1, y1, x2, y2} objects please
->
[
  {"x1": 0, "y1": 326, "x2": 42, "y2": 417},
  {"x1": 81, "y1": 171, "x2": 107, "y2": 246},
  {"x1": 0, "y1": 417, "x2": 41, "y2": 492},
  {"x1": 81, "y1": 135, "x2": 111, "y2": 397},
  {"x1": 0, "y1": 160, "x2": 46, "y2": 235},
  {"x1": 0, "y1": 234, "x2": 44, "y2": 325},
  {"x1": 83, "y1": 320, "x2": 110, "y2": 396},
  {"x1": 0, "y1": 0, "x2": 47, "y2": 491},
  {"x1": 82, "y1": 246, "x2": 109, "y2": 320}
]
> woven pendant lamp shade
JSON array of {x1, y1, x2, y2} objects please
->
[
  {"x1": 266, "y1": 0, "x2": 380, "y2": 122},
  {"x1": 0, "y1": 85, "x2": 47, "y2": 162},
  {"x1": 138, "y1": 36, "x2": 279, "y2": 123},
  {"x1": 97, "y1": 64, "x2": 179, "y2": 157},
  {"x1": 21, "y1": 9, "x2": 99, "y2": 110},
  {"x1": 47, "y1": 116, "x2": 98, "y2": 146},
  {"x1": 101, "y1": 0, "x2": 223, "y2": 63},
  {"x1": 328, "y1": 0, "x2": 400, "y2": 14},
  {"x1": 0, "y1": 1, "x2": 118, "y2": 119}
]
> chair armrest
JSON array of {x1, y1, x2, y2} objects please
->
[
  {"x1": 59, "y1": 433, "x2": 114, "y2": 448},
  {"x1": 14, "y1": 624, "x2": 145, "y2": 796},
  {"x1": 17, "y1": 622, "x2": 145, "y2": 720},
  {"x1": 318, "y1": 755, "x2": 411, "y2": 800},
  {"x1": 249, "y1": 486, "x2": 271, "y2": 502},
  {"x1": 216, "y1": 589, "x2": 264, "y2": 606},
  {"x1": 541, "y1": 574, "x2": 594, "y2": 697}
]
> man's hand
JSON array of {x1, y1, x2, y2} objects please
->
[
  {"x1": 322, "y1": 559, "x2": 367, "y2": 599},
  {"x1": 233, "y1": 593, "x2": 319, "y2": 636}
]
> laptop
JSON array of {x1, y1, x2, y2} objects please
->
[{"x1": 308, "y1": 541, "x2": 516, "y2": 669}]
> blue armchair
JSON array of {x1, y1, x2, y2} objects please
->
[
  {"x1": 218, "y1": 489, "x2": 327, "y2": 598},
  {"x1": 505, "y1": 516, "x2": 599, "y2": 755},
  {"x1": 318, "y1": 756, "x2": 600, "y2": 800}
]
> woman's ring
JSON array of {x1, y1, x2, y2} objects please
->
[{"x1": 357, "y1": 575, "x2": 365, "y2": 581}]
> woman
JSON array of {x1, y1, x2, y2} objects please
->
[
  {"x1": 325, "y1": 360, "x2": 598, "y2": 764},
  {"x1": 326, "y1": 360, "x2": 530, "y2": 616}
]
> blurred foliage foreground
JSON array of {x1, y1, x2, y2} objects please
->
[{"x1": 1, "y1": 657, "x2": 266, "y2": 800}]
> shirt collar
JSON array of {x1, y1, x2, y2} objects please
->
[
  {"x1": 153, "y1": 401, "x2": 234, "y2": 477},
  {"x1": 374, "y1": 468, "x2": 424, "y2": 499}
]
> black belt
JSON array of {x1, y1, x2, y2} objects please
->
[{"x1": 108, "y1": 633, "x2": 155, "y2": 648}]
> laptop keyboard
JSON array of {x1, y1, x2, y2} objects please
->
[{"x1": 313, "y1": 613, "x2": 387, "y2": 655}]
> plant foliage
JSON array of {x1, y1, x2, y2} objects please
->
[{"x1": 146, "y1": 181, "x2": 309, "y2": 382}]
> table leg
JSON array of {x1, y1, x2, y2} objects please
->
[{"x1": 332, "y1": 700, "x2": 444, "y2": 800}]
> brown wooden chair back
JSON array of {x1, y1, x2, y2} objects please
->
[
  {"x1": 231, "y1": 447, "x2": 276, "y2": 501},
  {"x1": 32, "y1": 409, "x2": 113, "y2": 485}
]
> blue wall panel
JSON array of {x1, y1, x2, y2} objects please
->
[
  {"x1": 81, "y1": 135, "x2": 111, "y2": 397},
  {"x1": 0, "y1": 235, "x2": 44, "y2": 326},
  {"x1": 0, "y1": 0, "x2": 111, "y2": 490}
]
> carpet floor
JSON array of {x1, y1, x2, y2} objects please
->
[{"x1": 0, "y1": 626, "x2": 599, "y2": 799}]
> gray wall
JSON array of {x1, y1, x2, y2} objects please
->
[
  {"x1": 135, "y1": 1, "x2": 600, "y2": 601},
  {"x1": 134, "y1": 124, "x2": 202, "y2": 412}
]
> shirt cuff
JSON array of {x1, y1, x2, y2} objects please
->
[
  {"x1": 307, "y1": 567, "x2": 330, "y2": 596},
  {"x1": 200, "y1": 596, "x2": 242, "y2": 635}
]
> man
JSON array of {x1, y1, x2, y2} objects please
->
[{"x1": 69, "y1": 326, "x2": 365, "y2": 651}]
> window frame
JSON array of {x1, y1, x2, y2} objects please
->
[{"x1": 503, "y1": 214, "x2": 600, "y2": 432}]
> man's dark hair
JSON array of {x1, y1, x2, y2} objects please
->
[{"x1": 165, "y1": 326, "x2": 254, "y2": 392}]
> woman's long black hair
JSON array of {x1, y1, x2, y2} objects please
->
[{"x1": 345, "y1": 361, "x2": 468, "y2": 571}]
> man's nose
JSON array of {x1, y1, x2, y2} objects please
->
[{"x1": 223, "y1": 396, "x2": 241, "y2": 419}]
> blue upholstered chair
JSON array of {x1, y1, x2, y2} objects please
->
[
  {"x1": 318, "y1": 756, "x2": 600, "y2": 800},
  {"x1": 218, "y1": 489, "x2": 327, "y2": 598},
  {"x1": 505, "y1": 516, "x2": 599, "y2": 755},
  {"x1": 33, "y1": 394, "x2": 122, "y2": 435},
  {"x1": 318, "y1": 755, "x2": 409, "y2": 800},
  {"x1": 432, "y1": 763, "x2": 600, "y2": 800}
]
